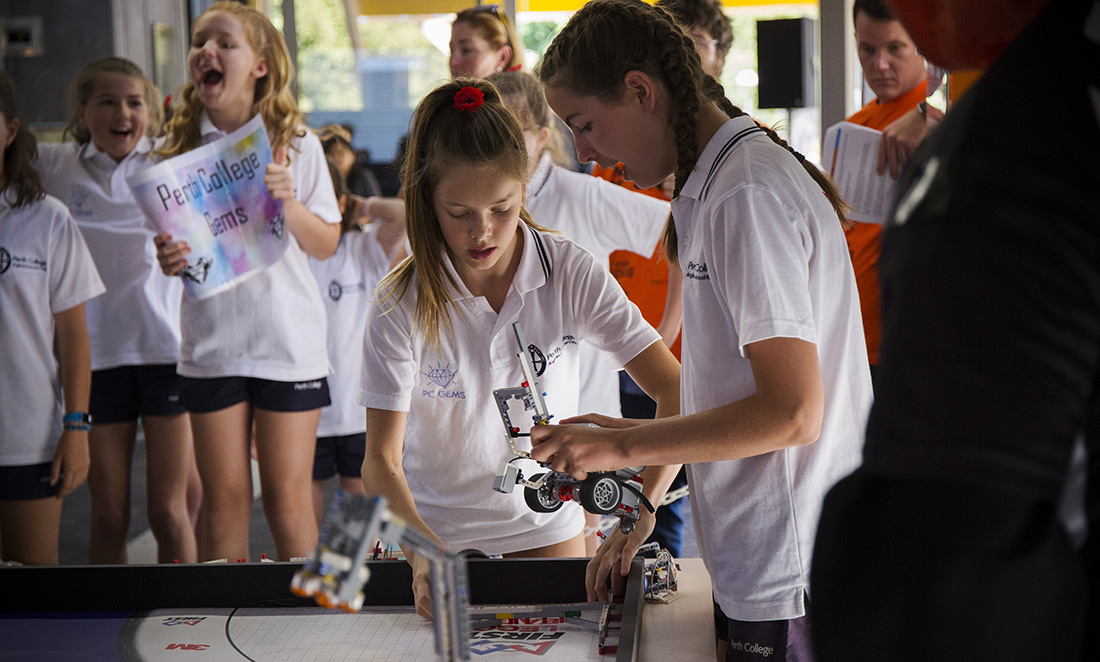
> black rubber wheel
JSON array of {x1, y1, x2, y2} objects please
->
[
  {"x1": 524, "y1": 473, "x2": 564, "y2": 513},
  {"x1": 580, "y1": 475, "x2": 622, "y2": 515}
]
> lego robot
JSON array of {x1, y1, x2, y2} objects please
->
[
  {"x1": 491, "y1": 322, "x2": 654, "y2": 534},
  {"x1": 292, "y1": 493, "x2": 470, "y2": 661}
]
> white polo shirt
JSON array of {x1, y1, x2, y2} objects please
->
[
  {"x1": 525, "y1": 153, "x2": 670, "y2": 416},
  {"x1": 308, "y1": 228, "x2": 391, "y2": 437},
  {"x1": 0, "y1": 193, "x2": 105, "y2": 465},
  {"x1": 360, "y1": 226, "x2": 659, "y2": 555},
  {"x1": 37, "y1": 138, "x2": 183, "y2": 371},
  {"x1": 174, "y1": 115, "x2": 341, "y2": 381},
  {"x1": 672, "y1": 116, "x2": 872, "y2": 621}
]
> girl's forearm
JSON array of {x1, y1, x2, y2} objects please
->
[
  {"x1": 360, "y1": 453, "x2": 445, "y2": 553},
  {"x1": 285, "y1": 198, "x2": 340, "y2": 259},
  {"x1": 54, "y1": 304, "x2": 92, "y2": 414},
  {"x1": 617, "y1": 389, "x2": 821, "y2": 468}
]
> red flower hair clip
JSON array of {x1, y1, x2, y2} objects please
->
[{"x1": 454, "y1": 86, "x2": 485, "y2": 113}]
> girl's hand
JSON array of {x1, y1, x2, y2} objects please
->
[
  {"x1": 153, "y1": 233, "x2": 190, "y2": 276},
  {"x1": 585, "y1": 509, "x2": 656, "y2": 603},
  {"x1": 409, "y1": 554, "x2": 434, "y2": 620},
  {"x1": 528, "y1": 422, "x2": 629, "y2": 480},
  {"x1": 50, "y1": 428, "x2": 90, "y2": 499},
  {"x1": 264, "y1": 146, "x2": 297, "y2": 205}
]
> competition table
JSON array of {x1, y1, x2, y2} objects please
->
[{"x1": 0, "y1": 558, "x2": 714, "y2": 661}]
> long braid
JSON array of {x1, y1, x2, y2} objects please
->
[
  {"x1": 629, "y1": 1, "x2": 704, "y2": 263},
  {"x1": 700, "y1": 75, "x2": 852, "y2": 228}
]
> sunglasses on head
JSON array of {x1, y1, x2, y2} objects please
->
[
  {"x1": 467, "y1": 4, "x2": 513, "y2": 56},
  {"x1": 471, "y1": 3, "x2": 501, "y2": 17}
]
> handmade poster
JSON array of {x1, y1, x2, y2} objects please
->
[{"x1": 128, "y1": 114, "x2": 286, "y2": 299}]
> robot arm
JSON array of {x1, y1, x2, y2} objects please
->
[{"x1": 292, "y1": 493, "x2": 471, "y2": 661}]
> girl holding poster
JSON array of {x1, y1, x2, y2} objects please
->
[
  {"x1": 154, "y1": 2, "x2": 341, "y2": 562},
  {"x1": 0, "y1": 72, "x2": 104, "y2": 564},
  {"x1": 36, "y1": 57, "x2": 201, "y2": 565},
  {"x1": 359, "y1": 78, "x2": 681, "y2": 619}
]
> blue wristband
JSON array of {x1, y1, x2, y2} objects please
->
[{"x1": 63, "y1": 412, "x2": 92, "y2": 424}]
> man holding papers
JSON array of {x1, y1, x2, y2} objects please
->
[{"x1": 842, "y1": 0, "x2": 939, "y2": 382}]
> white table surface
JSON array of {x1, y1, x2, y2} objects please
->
[{"x1": 641, "y1": 558, "x2": 715, "y2": 662}]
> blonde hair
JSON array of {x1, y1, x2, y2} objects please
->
[
  {"x1": 65, "y1": 57, "x2": 163, "y2": 145},
  {"x1": 454, "y1": 4, "x2": 525, "y2": 72},
  {"x1": 486, "y1": 70, "x2": 570, "y2": 168},
  {"x1": 378, "y1": 78, "x2": 543, "y2": 348},
  {"x1": 539, "y1": 0, "x2": 850, "y2": 266},
  {"x1": 157, "y1": 1, "x2": 304, "y2": 159}
]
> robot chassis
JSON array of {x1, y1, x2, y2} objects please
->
[{"x1": 491, "y1": 322, "x2": 654, "y2": 534}]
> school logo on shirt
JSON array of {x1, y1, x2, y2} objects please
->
[
  {"x1": 326, "y1": 279, "x2": 366, "y2": 302},
  {"x1": 420, "y1": 361, "x2": 465, "y2": 400},
  {"x1": 685, "y1": 260, "x2": 710, "y2": 281},
  {"x1": 0, "y1": 246, "x2": 45, "y2": 273},
  {"x1": 526, "y1": 344, "x2": 546, "y2": 376},
  {"x1": 68, "y1": 186, "x2": 93, "y2": 219},
  {"x1": 526, "y1": 336, "x2": 578, "y2": 376}
]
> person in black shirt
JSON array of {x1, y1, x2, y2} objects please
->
[
  {"x1": 811, "y1": 0, "x2": 1100, "y2": 659},
  {"x1": 809, "y1": 0, "x2": 1100, "y2": 655}
]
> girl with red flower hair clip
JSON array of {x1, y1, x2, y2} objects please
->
[
  {"x1": 359, "y1": 78, "x2": 681, "y2": 619},
  {"x1": 453, "y1": 85, "x2": 485, "y2": 112}
]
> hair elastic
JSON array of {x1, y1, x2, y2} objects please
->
[{"x1": 454, "y1": 86, "x2": 485, "y2": 113}]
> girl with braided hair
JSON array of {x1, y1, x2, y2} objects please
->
[
  {"x1": 359, "y1": 77, "x2": 680, "y2": 619},
  {"x1": 529, "y1": 1, "x2": 871, "y2": 658}
]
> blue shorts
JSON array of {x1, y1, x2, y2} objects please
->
[
  {"x1": 714, "y1": 600, "x2": 814, "y2": 662},
  {"x1": 179, "y1": 376, "x2": 331, "y2": 414},
  {"x1": 313, "y1": 432, "x2": 366, "y2": 481},
  {"x1": 90, "y1": 364, "x2": 187, "y2": 423},
  {"x1": 0, "y1": 463, "x2": 60, "y2": 500}
]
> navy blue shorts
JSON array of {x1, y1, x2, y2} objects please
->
[
  {"x1": 90, "y1": 364, "x2": 187, "y2": 423},
  {"x1": 714, "y1": 600, "x2": 814, "y2": 661},
  {"x1": 0, "y1": 463, "x2": 60, "y2": 500},
  {"x1": 313, "y1": 432, "x2": 366, "y2": 481},
  {"x1": 179, "y1": 376, "x2": 331, "y2": 414}
]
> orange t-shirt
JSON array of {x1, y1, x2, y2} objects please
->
[
  {"x1": 844, "y1": 82, "x2": 926, "y2": 366},
  {"x1": 593, "y1": 163, "x2": 681, "y2": 359}
]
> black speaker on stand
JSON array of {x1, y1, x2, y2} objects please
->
[{"x1": 756, "y1": 17, "x2": 815, "y2": 141}]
